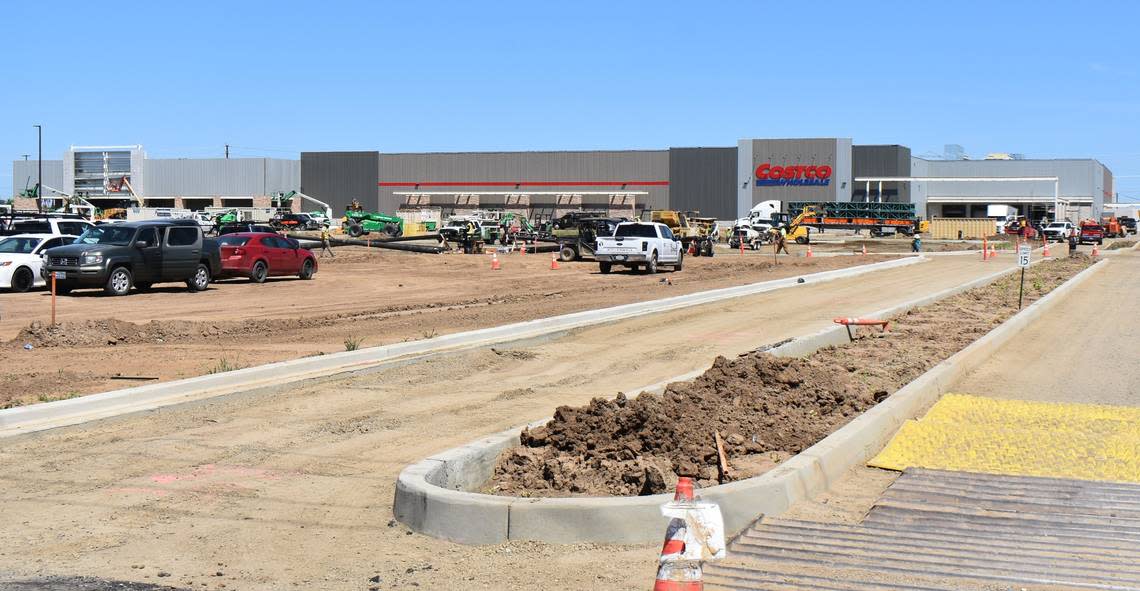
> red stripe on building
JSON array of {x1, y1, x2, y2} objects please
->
[{"x1": 377, "y1": 181, "x2": 669, "y2": 187}]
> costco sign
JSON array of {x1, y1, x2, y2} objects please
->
[{"x1": 755, "y1": 163, "x2": 832, "y2": 186}]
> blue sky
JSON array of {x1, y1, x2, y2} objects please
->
[{"x1": 4, "y1": 1, "x2": 1139, "y2": 199}]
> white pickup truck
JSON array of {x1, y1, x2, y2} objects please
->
[{"x1": 594, "y1": 221, "x2": 684, "y2": 274}]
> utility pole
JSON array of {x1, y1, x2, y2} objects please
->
[
  {"x1": 21, "y1": 154, "x2": 29, "y2": 160},
  {"x1": 225, "y1": 144, "x2": 230, "y2": 159},
  {"x1": 33, "y1": 125, "x2": 42, "y2": 212}
]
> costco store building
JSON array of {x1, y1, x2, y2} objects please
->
[{"x1": 300, "y1": 139, "x2": 1112, "y2": 224}]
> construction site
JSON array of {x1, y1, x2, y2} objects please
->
[{"x1": 1, "y1": 139, "x2": 1140, "y2": 591}]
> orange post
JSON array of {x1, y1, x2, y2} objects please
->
[{"x1": 982, "y1": 237, "x2": 988, "y2": 261}]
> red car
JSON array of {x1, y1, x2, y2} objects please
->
[{"x1": 217, "y1": 233, "x2": 318, "y2": 282}]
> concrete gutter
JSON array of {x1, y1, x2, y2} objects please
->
[
  {"x1": 0, "y1": 256, "x2": 924, "y2": 438},
  {"x1": 394, "y1": 256, "x2": 1108, "y2": 544}
]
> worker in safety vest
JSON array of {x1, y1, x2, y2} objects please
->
[
  {"x1": 772, "y1": 227, "x2": 790, "y2": 255},
  {"x1": 320, "y1": 224, "x2": 335, "y2": 258}
]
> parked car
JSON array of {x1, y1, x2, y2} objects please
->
[
  {"x1": 216, "y1": 233, "x2": 317, "y2": 282},
  {"x1": 1120, "y1": 216, "x2": 1137, "y2": 235},
  {"x1": 1041, "y1": 221, "x2": 1075, "y2": 242},
  {"x1": 271, "y1": 213, "x2": 322, "y2": 231},
  {"x1": 0, "y1": 234, "x2": 78, "y2": 292},
  {"x1": 42, "y1": 220, "x2": 223, "y2": 296},
  {"x1": 1078, "y1": 222, "x2": 1105, "y2": 245},
  {"x1": 217, "y1": 222, "x2": 278, "y2": 236},
  {"x1": 594, "y1": 221, "x2": 684, "y2": 274}
]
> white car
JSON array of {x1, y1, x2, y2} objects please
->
[
  {"x1": 0, "y1": 234, "x2": 78, "y2": 292},
  {"x1": 2, "y1": 217, "x2": 94, "y2": 237},
  {"x1": 1042, "y1": 221, "x2": 1075, "y2": 242},
  {"x1": 594, "y1": 221, "x2": 684, "y2": 274}
]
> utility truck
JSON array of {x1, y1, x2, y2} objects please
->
[{"x1": 594, "y1": 221, "x2": 684, "y2": 274}]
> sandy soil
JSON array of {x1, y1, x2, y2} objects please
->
[
  {"x1": 0, "y1": 256, "x2": 1023, "y2": 591},
  {"x1": 0, "y1": 247, "x2": 889, "y2": 407}
]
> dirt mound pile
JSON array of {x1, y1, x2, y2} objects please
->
[
  {"x1": 489, "y1": 256, "x2": 1094, "y2": 497},
  {"x1": 11, "y1": 318, "x2": 262, "y2": 348}
]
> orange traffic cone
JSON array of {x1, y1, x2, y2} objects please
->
[
  {"x1": 550, "y1": 253, "x2": 560, "y2": 270},
  {"x1": 519, "y1": 241, "x2": 526, "y2": 255},
  {"x1": 491, "y1": 252, "x2": 501, "y2": 271},
  {"x1": 989, "y1": 243, "x2": 997, "y2": 258},
  {"x1": 653, "y1": 477, "x2": 703, "y2": 591},
  {"x1": 861, "y1": 244, "x2": 867, "y2": 256},
  {"x1": 805, "y1": 244, "x2": 813, "y2": 258},
  {"x1": 1042, "y1": 238, "x2": 1051, "y2": 257},
  {"x1": 1092, "y1": 243, "x2": 1100, "y2": 256}
]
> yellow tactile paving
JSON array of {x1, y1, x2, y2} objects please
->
[{"x1": 869, "y1": 394, "x2": 1140, "y2": 483}]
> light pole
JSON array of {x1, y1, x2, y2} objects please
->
[{"x1": 33, "y1": 125, "x2": 42, "y2": 212}]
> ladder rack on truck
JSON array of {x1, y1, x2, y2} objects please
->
[{"x1": 783, "y1": 202, "x2": 927, "y2": 236}]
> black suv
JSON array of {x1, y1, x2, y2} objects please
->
[
  {"x1": 42, "y1": 220, "x2": 223, "y2": 296},
  {"x1": 271, "y1": 213, "x2": 321, "y2": 231}
]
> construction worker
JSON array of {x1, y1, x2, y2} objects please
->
[
  {"x1": 1068, "y1": 232, "x2": 1078, "y2": 257},
  {"x1": 772, "y1": 227, "x2": 790, "y2": 255},
  {"x1": 320, "y1": 224, "x2": 335, "y2": 258},
  {"x1": 911, "y1": 234, "x2": 922, "y2": 253}
]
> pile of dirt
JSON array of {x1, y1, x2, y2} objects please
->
[
  {"x1": 488, "y1": 255, "x2": 1095, "y2": 497},
  {"x1": 1108, "y1": 240, "x2": 1136, "y2": 250},
  {"x1": 9, "y1": 297, "x2": 506, "y2": 349}
]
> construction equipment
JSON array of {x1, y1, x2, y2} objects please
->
[
  {"x1": 271, "y1": 191, "x2": 334, "y2": 223},
  {"x1": 783, "y1": 201, "x2": 929, "y2": 239},
  {"x1": 107, "y1": 176, "x2": 143, "y2": 207},
  {"x1": 438, "y1": 215, "x2": 500, "y2": 254},
  {"x1": 552, "y1": 217, "x2": 621, "y2": 261},
  {"x1": 342, "y1": 210, "x2": 407, "y2": 238},
  {"x1": 498, "y1": 212, "x2": 545, "y2": 244},
  {"x1": 650, "y1": 210, "x2": 715, "y2": 256},
  {"x1": 1101, "y1": 216, "x2": 1124, "y2": 238},
  {"x1": 684, "y1": 212, "x2": 720, "y2": 241}
]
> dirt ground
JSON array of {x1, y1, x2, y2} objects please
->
[
  {"x1": 776, "y1": 246, "x2": 1140, "y2": 568},
  {"x1": 489, "y1": 256, "x2": 1094, "y2": 497},
  {"x1": 0, "y1": 246, "x2": 888, "y2": 407},
  {"x1": 0, "y1": 256, "x2": 1026, "y2": 591}
]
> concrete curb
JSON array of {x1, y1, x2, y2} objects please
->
[
  {"x1": 0, "y1": 256, "x2": 924, "y2": 438},
  {"x1": 393, "y1": 257, "x2": 1108, "y2": 544}
]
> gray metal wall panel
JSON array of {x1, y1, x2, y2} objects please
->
[
  {"x1": 143, "y1": 158, "x2": 298, "y2": 196},
  {"x1": 300, "y1": 152, "x2": 380, "y2": 216},
  {"x1": 853, "y1": 145, "x2": 912, "y2": 203},
  {"x1": 919, "y1": 159, "x2": 1096, "y2": 200},
  {"x1": 376, "y1": 150, "x2": 670, "y2": 213},
  {"x1": 11, "y1": 159, "x2": 65, "y2": 197},
  {"x1": 668, "y1": 148, "x2": 737, "y2": 219}
]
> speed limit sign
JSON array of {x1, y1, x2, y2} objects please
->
[{"x1": 1017, "y1": 244, "x2": 1031, "y2": 268}]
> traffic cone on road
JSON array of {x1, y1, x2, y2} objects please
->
[
  {"x1": 1092, "y1": 243, "x2": 1101, "y2": 257},
  {"x1": 550, "y1": 253, "x2": 560, "y2": 270},
  {"x1": 861, "y1": 244, "x2": 867, "y2": 256},
  {"x1": 519, "y1": 241, "x2": 526, "y2": 255},
  {"x1": 653, "y1": 477, "x2": 703, "y2": 591},
  {"x1": 491, "y1": 252, "x2": 501, "y2": 271},
  {"x1": 1042, "y1": 238, "x2": 1051, "y2": 257},
  {"x1": 806, "y1": 244, "x2": 813, "y2": 258},
  {"x1": 989, "y1": 243, "x2": 997, "y2": 258}
]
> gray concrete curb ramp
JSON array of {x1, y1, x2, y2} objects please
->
[
  {"x1": 0, "y1": 256, "x2": 923, "y2": 438},
  {"x1": 393, "y1": 256, "x2": 1108, "y2": 544}
]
